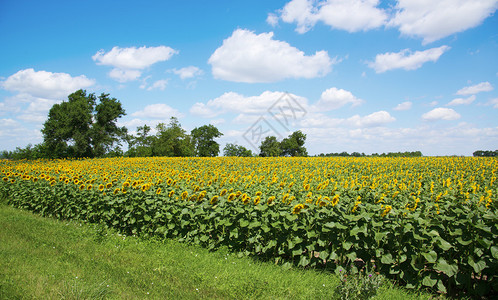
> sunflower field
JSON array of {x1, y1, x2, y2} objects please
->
[{"x1": 1, "y1": 156, "x2": 497, "y2": 295}]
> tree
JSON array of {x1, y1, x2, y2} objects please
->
[
  {"x1": 125, "y1": 124, "x2": 154, "y2": 157},
  {"x1": 223, "y1": 143, "x2": 253, "y2": 157},
  {"x1": 42, "y1": 89, "x2": 126, "y2": 158},
  {"x1": 191, "y1": 124, "x2": 223, "y2": 157},
  {"x1": 259, "y1": 136, "x2": 281, "y2": 157},
  {"x1": 280, "y1": 130, "x2": 307, "y2": 157},
  {"x1": 152, "y1": 117, "x2": 193, "y2": 157}
]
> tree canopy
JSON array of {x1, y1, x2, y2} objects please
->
[
  {"x1": 191, "y1": 124, "x2": 223, "y2": 157},
  {"x1": 223, "y1": 143, "x2": 253, "y2": 157},
  {"x1": 41, "y1": 89, "x2": 126, "y2": 158},
  {"x1": 259, "y1": 136, "x2": 282, "y2": 157}
]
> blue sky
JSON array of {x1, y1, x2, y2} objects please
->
[{"x1": 1, "y1": 0, "x2": 497, "y2": 156}]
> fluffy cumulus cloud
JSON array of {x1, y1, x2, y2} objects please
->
[
  {"x1": 389, "y1": 0, "x2": 498, "y2": 44},
  {"x1": 131, "y1": 103, "x2": 183, "y2": 119},
  {"x1": 92, "y1": 46, "x2": 178, "y2": 82},
  {"x1": 456, "y1": 81, "x2": 494, "y2": 95},
  {"x1": 393, "y1": 101, "x2": 412, "y2": 111},
  {"x1": 171, "y1": 66, "x2": 203, "y2": 79},
  {"x1": 146, "y1": 79, "x2": 168, "y2": 91},
  {"x1": 346, "y1": 111, "x2": 395, "y2": 127},
  {"x1": 368, "y1": 46, "x2": 450, "y2": 73},
  {"x1": 190, "y1": 91, "x2": 307, "y2": 118},
  {"x1": 447, "y1": 95, "x2": 476, "y2": 106},
  {"x1": 275, "y1": 0, "x2": 387, "y2": 33},
  {"x1": 313, "y1": 87, "x2": 364, "y2": 111},
  {"x1": 208, "y1": 29, "x2": 333, "y2": 83},
  {"x1": 1, "y1": 68, "x2": 95, "y2": 99},
  {"x1": 272, "y1": 0, "x2": 498, "y2": 44},
  {"x1": 422, "y1": 107, "x2": 461, "y2": 120}
]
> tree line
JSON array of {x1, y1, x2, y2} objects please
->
[
  {"x1": 1, "y1": 90, "x2": 308, "y2": 160},
  {"x1": 316, "y1": 151, "x2": 423, "y2": 157},
  {"x1": 473, "y1": 150, "x2": 498, "y2": 157}
]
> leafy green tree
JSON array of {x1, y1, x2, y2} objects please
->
[
  {"x1": 191, "y1": 124, "x2": 223, "y2": 157},
  {"x1": 153, "y1": 117, "x2": 193, "y2": 157},
  {"x1": 125, "y1": 124, "x2": 154, "y2": 157},
  {"x1": 42, "y1": 89, "x2": 126, "y2": 158},
  {"x1": 259, "y1": 136, "x2": 282, "y2": 157},
  {"x1": 223, "y1": 143, "x2": 253, "y2": 157},
  {"x1": 280, "y1": 131, "x2": 306, "y2": 157},
  {"x1": 280, "y1": 130, "x2": 307, "y2": 157}
]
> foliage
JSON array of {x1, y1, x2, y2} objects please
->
[
  {"x1": 223, "y1": 143, "x2": 253, "y2": 157},
  {"x1": 259, "y1": 136, "x2": 282, "y2": 157},
  {"x1": 1, "y1": 156, "x2": 497, "y2": 297},
  {"x1": 41, "y1": 89, "x2": 127, "y2": 158},
  {"x1": 317, "y1": 151, "x2": 423, "y2": 157},
  {"x1": 281, "y1": 130, "x2": 307, "y2": 157},
  {"x1": 191, "y1": 124, "x2": 223, "y2": 157},
  {"x1": 473, "y1": 150, "x2": 498, "y2": 157}
]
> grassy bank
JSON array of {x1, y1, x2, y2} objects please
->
[{"x1": 0, "y1": 203, "x2": 434, "y2": 299}]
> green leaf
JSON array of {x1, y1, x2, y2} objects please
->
[
  {"x1": 491, "y1": 246, "x2": 498, "y2": 259},
  {"x1": 422, "y1": 251, "x2": 437, "y2": 263},
  {"x1": 298, "y1": 256, "x2": 309, "y2": 267},
  {"x1": 422, "y1": 273, "x2": 437, "y2": 287},
  {"x1": 437, "y1": 237, "x2": 452, "y2": 250},
  {"x1": 468, "y1": 257, "x2": 487, "y2": 273},
  {"x1": 318, "y1": 251, "x2": 329, "y2": 260},
  {"x1": 292, "y1": 248, "x2": 303, "y2": 256},
  {"x1": 342, "y1": 241, "x2": 353, "y2": 251},
  {"x1": 239, "y1": 219, "x2": 249, "y2": 227},
  {"x1": 381, "y1": 253, "x2": 394, "y2": 264},
  {"x1": 456, "y1": 237, "x2": 472, "y2": 246},
  {"x1": 435, "y1": 258, "x2": 458, "y2": 277}
]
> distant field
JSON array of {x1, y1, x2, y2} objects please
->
[{"x1": 1, "y1": 156, "x2": 497, "y2": 296}]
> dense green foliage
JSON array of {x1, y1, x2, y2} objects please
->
[
  {"x1": 223, "y1": 143, "x2": 254, "y2": 157},
  {"x1": 42, "y1": 89, "x2": 127, "y2": 158},
  {"x1": 1, "y1": 156, "x2": 497, "y2": 297}
]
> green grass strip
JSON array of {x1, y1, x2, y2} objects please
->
[{"x1": 0, "y1": 203, "x2": 434, "y2": 299}]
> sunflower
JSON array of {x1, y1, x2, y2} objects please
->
[
  {"x1": 156, "y1": 188, "x2": 161, "y2": 195},
  {"x1": 227, "y1": 193, "x2": 236, "y2": 201},
  {"x1": 253, "y1": 196, "x2": 261, "y2": 205},
  {"x1": 267, "y1": 196, "x2": 276, "y2": 205},
  {"x1": 113, "y1": 188, "x2": 121, "y2": 195},
  {"x1": 210, "y1": 195, "x2": 219, "y2": 205},
  {"x1": 106, "y1": 182, "x2": 112, "y2": 189},
  {"x1": 292, "y1": 203, "x2": 306, "y2": 214},
  {"x1": 168, "y1": 190, "x2": 175, "y2": 197},
  {"x1": 79, "y1": 184, "x2": 85, "y2": 190},
  {"x1": 98, "y1": 184, "x2": 105, "y2": 191}
]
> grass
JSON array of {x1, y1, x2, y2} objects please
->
[{"x1": 0, "y1": 202, "x2": 436, "y2": 299}]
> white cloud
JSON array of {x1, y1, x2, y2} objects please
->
[
  {"x1": 368, "y1": 46, "x2": 450, "y2": 73},
  {"x1": 488, "y1": 98, "x2": 498, "y2": 108},
  {"x1": 190, "y1": 91, "x2": 308, "y2": 118},
  {"x1": 171, "y1": 66, "x2": 203, "y2": 79},
  {"x1": 190, "y1": 91, "x2": 307, "y2": 118},
  {"x1": 317, "y1": 0, "x2": 388, "y2": 32},
  {"x1": 131, "y1": 103, "x2": 183, "y2": 119},
  {"x1": 278, "y1": 0, "x2": 388, "y2": 33},
  {"x1": 92, "y1": 46, "x2": 177, "y2": 70},
  {"x1": 93, "y1": 46, "x2": 178, "y2": 82},
  {"x1": 393, "y1": 101, "x2": 412, "y2": 111},
  {"x1": 347, "y1": 111, "x2": 395, "y2": 127},
  {"x1": 266, "y1": 13, "x2": 279, "y2": 27},
  {"x1": 208, "y1": 29, "x2": 333, "y2": 83},
  {"x1": 0, "y1": 118, "x2": 19, "y2": 127},
  {"x1": 447, "y1": 95, "x2": 476, "y2": 106},
  {"x1": 146, "y1": 79, "x2": 168, "y2": 91},
  {"x1": 422, "y1": 107, "x2": 461, "y2": 120},
  {"x1": 108, "y1": 68, "x2": 142, "y2": 83},
  {"x1": 313, "y1": 87, "x2": 364, "y2": 111},
  {"x1": 389, "y1": 0, "x2": 498, "y2": 44},
  {"x1": 456, "y1": 81, "x2": 494, "y2": 95},
  {"x1": 1, "y1": 68, "x2": 95, "y2": 99}
]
